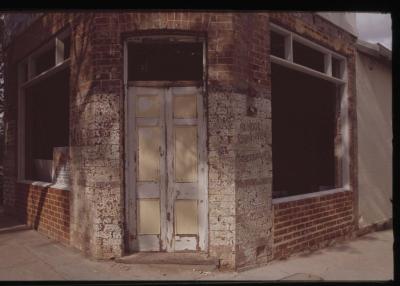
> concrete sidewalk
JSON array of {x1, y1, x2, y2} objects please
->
[{"x1": 0, "y1": 213, "x2": 394, "y2": 281}]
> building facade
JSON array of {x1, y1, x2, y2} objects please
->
[{"x1": 2, "y1": 12, "x2": 360, "y2": 270}]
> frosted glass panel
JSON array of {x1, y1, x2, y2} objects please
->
[
  {"x1": 175, "y1": 126, "x2": 197, "y2": 182},
  {"x1": 138, "y1": 127, "x2": 160, "y2": 181},
  {"x1": 173, "y1": 95, "x2": 197, "y2": 118},
  {"x1": 136, "y1": 95, "x2": 160, "y2": 117},
  {"x1": 138, "y1": 199, "x2": 160, "y2": 234},
  {"x1": 175, "y1": 200, "x2": 198, "y2": 235}
]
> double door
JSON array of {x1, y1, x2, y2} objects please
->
[{"x1": 126, "y1": 86, "x2": 207, "y2": 252}]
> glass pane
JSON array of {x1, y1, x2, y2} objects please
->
[
  {"x1": 173, "y1": 95, "x2": 197, "y2": 118},
  {"x1": 270, "y1": 31, "x2": 286, "y2": 58},
  {"x1": 293, "y1": 41, "x2": 325, "y2": 72},
  {"x1": 175, "y1": 126, "x2": 197, "y2": 182},
  {"x1": 128, "y1": 42, "x2": 203, "y2": 81},
  {"x1": 136, "y1": 95, "x2": 160, "y2": 118},
  {"x1": 138, "y1": 127, "x2": 160, "y2": 181},
  {"x1": 175, "y1": 200, "x2": 198, "y2": 235},
  {"x1": 138, "y1": 199, "x2": 160, "y2": 234}
]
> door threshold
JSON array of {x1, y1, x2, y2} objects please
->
[{"x1": 116, "y1": 252, "x2": 219, "y2": 267}]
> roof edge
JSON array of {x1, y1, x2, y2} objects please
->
[{"x1": 356, "y1": 39, "x2": 392, "y2": 61}]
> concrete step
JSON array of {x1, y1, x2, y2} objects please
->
[{"x1": 116, "y1": 252, "x2": 219, "y2": 269}]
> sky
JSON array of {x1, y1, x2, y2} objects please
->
[{"x1": 356, "y1": 13, "x2": 392, "y2": 50}]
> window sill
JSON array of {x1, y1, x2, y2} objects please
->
[
  {"x1": 17, "y1": 180, "x2": 70, "y2": 191},
  {"x1": 272, "y1": 188, "x2": 350, "y2": 205}
]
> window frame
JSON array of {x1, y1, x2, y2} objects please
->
[
  {"x1": 17, "y1": 28, "x2": 71, "y2": 186},
  {"x1": 270, "y1": 23, "x2": 351, "y2": 202}
]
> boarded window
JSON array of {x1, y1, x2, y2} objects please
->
[{"x1": 128, "y1": 42, "x2": 203, "y2": 81}]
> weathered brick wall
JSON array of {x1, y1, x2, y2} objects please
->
[
  {"x1": 68, "y1": 12, "x2": 247, "y2": 265},
  {"x1": 232, "y1": 13, "x2": 273, "y2": 270},
  {"x1": 69, "y1": 16, "x2": 123, "y2": 259},
  {"x1": 273, "y1": 191, "x2": 354, "y2": 260},
  {"x1": 15, "y1": 183, "x2": 70, "y2": 245}
]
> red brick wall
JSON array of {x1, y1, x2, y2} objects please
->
[
  {"x1": 273, "y1": 190, "x2": 354, "y2": 260},
  {"x1": 15, "y1": 183, "x2": 70, "y2": 245}
]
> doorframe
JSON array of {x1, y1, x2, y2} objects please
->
[{"x1": 123, "y1": 34, "x2": 208, "y2": 253}]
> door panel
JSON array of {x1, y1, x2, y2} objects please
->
[
  {"x1": 127, "y1": 85, "x2": 207, "y2": 253},
  {"x1": 137, "y1": 199, "x2": 161, "y2": 234},
  {"x1": 168, "y1": 87, "x2": 204, "y2": 251},
  {"x1": 173, "y1": 94, "x2": 197, "y2": 118},
  {"x1": 129, "y1": 87, "x2": 166, "y2": 252},
  {"x1": 174, "y1": 126, "x2": 198, "y2": 183},
  {"x1": 137, "y1": 127, "x2": 161, "y2": 182},
  {"x1": 175, "y1": 200, "x2": 198, "y2": 235},
  {"x1": 136, "y1": 95, "x2": 161, "y2": 117}
]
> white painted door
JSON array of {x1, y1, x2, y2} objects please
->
[{"x1": 127, "y1": 86, "x2": 207, "y2": 252}]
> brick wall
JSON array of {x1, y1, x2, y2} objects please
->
[
  {"x1": 232, "y1": 13, "x2": 273, "y2": 271},
  {"x1": 273, "y1": 190, "x2": 354, "y2": 260},
  {"x1": 15, "y1": 183, "x2": 70, "y2": 245}
]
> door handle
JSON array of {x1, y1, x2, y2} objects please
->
[
  {"x1": 167, "y1": 212, "x2": 171, "y2": 221},
  {"x1": 159, "y1": 146, "x2": 164, "y2": 157}
]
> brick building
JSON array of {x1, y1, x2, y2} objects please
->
[{"x1": 2, "y1": 12, "x2": 364, "y2": 270}]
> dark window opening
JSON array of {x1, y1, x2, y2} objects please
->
[
  {"x1": 332, "y1": 57, "x2": 342, "y2": 79},
  {"x1": 25, "y1": 68, "x2": 70, "y2": 182},
  {"x1": 271, "y1": 63, "x2": 337, "y2": 199},
  {"x1": 128, "y1": 42, "x2": 203, "y2": 81},
  {"x1": 34, "y1": 47, "x2": 56, "y2": 76},
  {"x1": 270, "y1": 31, "x2": 286, "y2": 59},
  {"x1": 293, "y1": 40, "x2": 325, "y2": 73}
]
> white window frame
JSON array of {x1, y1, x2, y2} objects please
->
[
  {"x1": 270, "y1": 23, "x2": 351, "y2": 203},
  {"x1": 17, "y1": 29, "x2": 71, "y2": 185}
]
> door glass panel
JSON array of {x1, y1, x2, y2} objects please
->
[
  {"x1": 175, "y1": 126, "x2": 197, "y2": 182},
  {"x1": 173, "y1": 95, "x2": 197, "y2": 118},
  {"x1": 138, "y1": 127, "x2": 160, "y2": 181},
  {"x1": 138, "y1": 199, "x2": 160, "y2": 234},
  {"x1": 136, "y1": 95, "x2": 160, "y2": 117},
  {"x1": 175, "y1": 200, "x2": 198, "y2": 235}
]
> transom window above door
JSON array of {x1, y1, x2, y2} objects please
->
[{"x1": 127, "y1": 41, "x2": 203, "y2": 81}]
